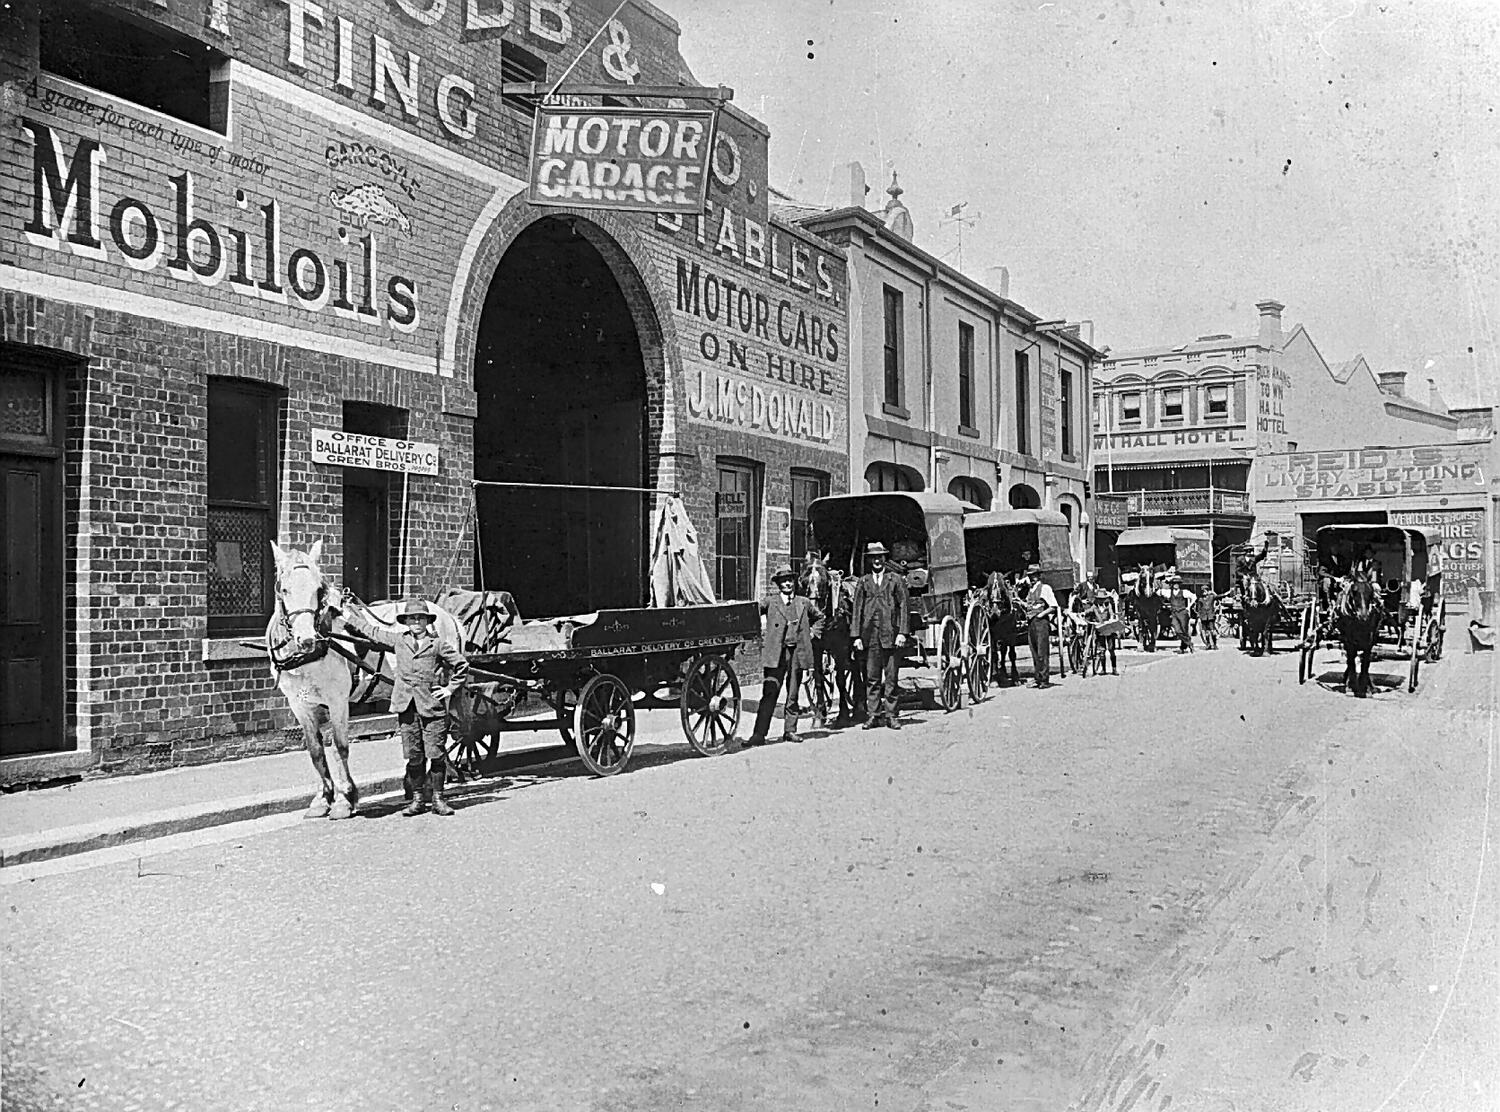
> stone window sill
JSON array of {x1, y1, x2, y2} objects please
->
[
  {"x1": 958, "y1": 424, "x2": 980, "y2": 439},
  {"x1": 202, "y1": 637, "x2": 268, "y2": 664},
  {"x1": 882, "y1": 402, "x2": 910, "y2": 419}
]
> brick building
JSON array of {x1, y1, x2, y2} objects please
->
[
  {"x1": 0, "y1": 0, "x2": 847, "y2": 777},
  {"x1": 1092, "y1": 299, "x2": 1457, "y2": 590},
  {"x1": 788, "y1": 168, "x2": 1101, "y2": 577}
]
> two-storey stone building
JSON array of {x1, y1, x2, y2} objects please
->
[
  {"x1": 789, "y1": 170, "x2": 1101, "y2": 575},
  {"x1": 0, "y1": 0, "x2": 848, "y2": 776}
]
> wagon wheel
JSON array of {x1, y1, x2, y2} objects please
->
[
  {"x1": 1427, "y1": 599, "x2": 1446, "y2": 662},
  {"x1": 1297, "y1": 600, "x2": 1316, "y2": 685},
  {"x1": 573, "y1": 673, "x2": 635, "y2": 776},
  {"x1": 1407, "y1": 618, "x2": 1422, "y2": 693},
  {"x1": 964, "y1": 600, "x2": 991, "y2": 701},
  {"x1": 937, "y1": 615, "x2": 964, "y2": 712},
  {"x1": 680, "y1": 653, "x2": 741, "y2": 757}
]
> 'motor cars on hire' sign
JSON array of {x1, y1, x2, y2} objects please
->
[{"x1": 528, "y1": 107, "x2": 717, "y2": 214}]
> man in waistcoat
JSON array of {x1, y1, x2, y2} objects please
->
[{"x1": 851, "y1": 541, "x2": 910, "y2": 729}]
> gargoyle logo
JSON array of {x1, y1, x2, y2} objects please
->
[{"x1": 328, "y1": 183, "x2": 412, "y2": 236}]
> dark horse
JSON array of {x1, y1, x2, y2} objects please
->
[
  {"x1": 1127, "y1": 565, "x2": 1163, "y2": 652},
  {"x1": 1335, "y1": 570, "x2": 1384, "y2": 697},
  {"x1": 984, "y1": 571, "x2": 1025, "y2": 686},
  {"x1": 799, "y1": 553, "x2": 861, "y2": 724},
  {"x1": 1237, "y1": 572, "x2": 1279, "y2": 656}
]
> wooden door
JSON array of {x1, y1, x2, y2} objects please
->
[{"x1": 1, "y1": 361, "x2": 65, "y2": 755}]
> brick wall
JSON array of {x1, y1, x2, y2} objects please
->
[{"x1": 0, "y1": 1, "x2": 849, "y2": 769}]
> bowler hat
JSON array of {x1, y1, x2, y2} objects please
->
[
  {"x1": 1025, "y1": 563, "x2": 1041, "y2": 575},
  {"x1": 863, "y1": 541, "x2": 889, "y2": 558},
  {"x1": 771, "y1": 564, "x2": 797, "y2": 583},
  {"x1": 397, "y1": 598, "x2": 433, "y2": 623}
]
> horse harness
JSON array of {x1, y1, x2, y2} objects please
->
[{"x1": 267, "y1": 592, "x2": 336, "y2": 673}]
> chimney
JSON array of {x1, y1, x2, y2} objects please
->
[
  {"x1": 1376, "y1": 370, "x2": 1407, "y2": 397},
  {"x1": 1256, "y1": 300, "x2": 1284, "y2": 347},
  {"x1": 986, "y1": 265, "x2": 1010, "y2": 299},
  {"x1": 1428, "y1": 377, "x2": 1442, "y2": 410},
  {"x1": 839, "y1": 161, "x2": 869, "y2": 208}
]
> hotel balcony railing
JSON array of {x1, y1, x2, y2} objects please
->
[{"x1": 1123, "y1": 488, "x2": 1250, "y2": 516}]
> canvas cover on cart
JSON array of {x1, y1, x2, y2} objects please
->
[
  {"x1": 807, "y1": 492, "x2": 968, "y2": 597},
  {"x1": 649, "y1": 494, "x2": 717, "y2": 607}
]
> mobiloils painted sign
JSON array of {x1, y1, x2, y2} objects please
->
[
  {"x1": 528, "y1": 108, "x2": 717, "y2": 214},
  {"x1": 312, "y1": 429, "x2": 439, "y2": 475}
]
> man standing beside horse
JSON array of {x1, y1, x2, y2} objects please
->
[
  {"x1": 745, "y1": 564, "x2": 825, "y2": 746},
  {"x1": 1022, "y1": 564, "x2": 1059, "y2": 688},
  {"x1": 333, "y1": 593, "x2": 469, "y2": 817},
  {"x1": 851, "y1": 541, "x2": 910, "y2": 730}
]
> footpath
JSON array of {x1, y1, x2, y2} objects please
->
[{"x1": 0, "y1": 639, "x2": 1182, "y2": 870}]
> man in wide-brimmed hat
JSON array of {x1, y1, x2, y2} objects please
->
[
  {"x1": 1022, "y1": 563, "x2": 1058, "y2": 688},
  {"x1": 335, "y1": 595, "x2": 469, "y2": 816},
  {"x1": 744, "y1": 563, "x2": 825, "y2": 747},
  {"x1": 851, "y1": 541, "x2": 910, "y2": 728}
]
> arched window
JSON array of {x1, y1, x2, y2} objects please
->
[
  {"x1": 866, "y1": 461, "x2": 922, "y2": 492},
  {"x1": 1008, "y1": 482, "x2": 1041, "y2": 509},
  {"x1": 947, "y1": 475, "x2": 992, "y2": 510}
]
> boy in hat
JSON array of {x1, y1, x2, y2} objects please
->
[
  {"x1": 334, "y1": 594, "x2": 469, "y2": 816},
  {"x1": 746, "y1": 564, "x2": 825, "y2": 746},
  {"x1": 850, "y1": 541, "x2": 910, "y2": 728},
  {"x1": 1022, "y1": 564, "x2": 1058, "y2": 687}
]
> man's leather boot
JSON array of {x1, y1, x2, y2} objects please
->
[
  {"x1": 401, "y1": 759, "x2": 427, "y2": 816},
  {"x1": 429, "y1": 759, "x2": 455, "y2": 817}
]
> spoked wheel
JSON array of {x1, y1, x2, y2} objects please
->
[
  {"x1": 1428, "y1": 600, "x2": 1446, "y2": 662},
  {"x1": 1407, "y1": 619, "x2": 1422, "y2": 693},
  {"x1": 965, "y1": 601, "x2": 991, "y2": 702},
  {"x1": 573, "y1": 673, "x2": 635, "y2": 776},
  {"x1": 937, "y1": 616, "x2": 964, "y2": 712},
  {"x1": 1297, "y1": 604, "x2": 1316, "y2": 685},
  {"x1": 680, "y1": 653, "x2": 741, "y2": 756},
  {"x1": 1066, "y1": 628, "x2": 1086, "y2": 675},
  {"x1": 444, "y1": 687, "x2": 500, "y2": 782}
]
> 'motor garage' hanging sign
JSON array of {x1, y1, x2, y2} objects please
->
[{"x1": 528, "y1": 108, "x2": 717, "y2": 214}]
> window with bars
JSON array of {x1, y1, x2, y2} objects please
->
[
  {"x1": 208, "y1": 380, "x2": 281, "y2": 634},
  {"x1": 715, "y1": 459, "x2": 760, "y2": 600},
  {"x1": 790, "y1": 468, "x2": 830, "y2": 568},
  {"x1": 501, "y1": 42, "x2": 548, "y2": 115},
  {"x1": 958, "y1": 322, "x2": 975, "y2": 430},
  {"x1": 882, "y1": 286, "x2": 904, "y2": 407}
]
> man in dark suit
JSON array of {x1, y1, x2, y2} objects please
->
[
  {"x1": 850, "y1": 541, "x2": 910, "y2": 729},
  {"x1": 746, "y1": 564, "x2": 825, "y2": 746}
]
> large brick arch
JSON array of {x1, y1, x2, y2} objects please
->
[{"x1": 451, "y1": 198, "x2": 687, "y2": 482}]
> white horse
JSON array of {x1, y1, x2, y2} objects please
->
[
  {"x1": 268, "y1": 541, "x2": 360, "y2": 819},
  {"x1": 269, "y1": 541, "x2": 471, "y2": 818}
]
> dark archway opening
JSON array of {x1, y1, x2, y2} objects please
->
[
  {"x1": 473, "y1": 217, "x2": 648, "y2": 618},
  {"x1": 1008, "y1": 482, "x2": 1042, "y2": 509}
]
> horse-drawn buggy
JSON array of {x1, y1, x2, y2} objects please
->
[
  {"x1": 806, "y1": 492, "x2": 991, "y2": 712},
  {"x1": 1114, "y1": 526, "x2": 1212, "y2": 650},
  {"x1": 962, "y1": 508, "x2": 1079, "y2": 680},
  {"x1": 1296, "y1": 523, "x2": 1446, "y2": 695}
]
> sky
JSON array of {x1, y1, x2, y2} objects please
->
[{"x1": 675, "y1": 0, "x2": 1500, "y2": 408}]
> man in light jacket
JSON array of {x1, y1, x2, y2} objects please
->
[
  {"x1": 745, "y1": 564, "x2": 825, "y2": 746},
  {"x1": 851, "y1": 541, "x2": 910, "y2": 729}
]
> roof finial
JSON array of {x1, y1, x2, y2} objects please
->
[
  {"x1": 882, "y1": 170, "x2": 913, "y2": 239},
  {"x1": 887, "y1": 171, "x2": 904, "y2": 202}
]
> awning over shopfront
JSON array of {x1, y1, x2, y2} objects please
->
[
  {"x1": 1098, "y1": 453, "x2": 1251, "y2": 471},
  {"x1": 1115, "y1": 526, "x2": 1177, "y2": 547}
]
